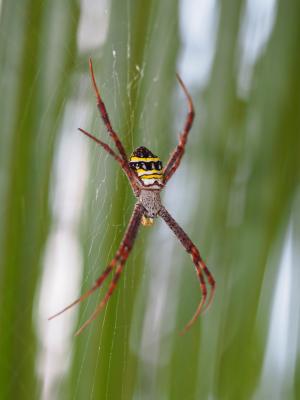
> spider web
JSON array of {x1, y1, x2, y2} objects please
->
[
  {"x1": 33, "y1": 0, "x2": 295, "y2": 399},
  {"x1": 36, "y1": 0, "x2": 217, "y2": 397}
]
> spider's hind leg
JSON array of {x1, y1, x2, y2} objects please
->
[
  {"x1": 158, "y1": 206, "x2": 216, "y2": 334},
  {"x1": 49, "y1": 203, "x2": 145, "y2": 332},
  {"x1": 48, "y1": 259, "x2": 118, "y2": 321},
  {"x1": 73, "y1": 202, "x2": 144, "y2": 335},
  {"x1": 74, "y1": 256, "x2": 127, "y2": 336},
  {"x1": 180, "y1": 245, "x2": 215, "y2": 334}
]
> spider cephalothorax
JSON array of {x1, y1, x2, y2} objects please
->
[
  {"x1": 49, "y1": 58, "x2": 216, "y2": 336},
  {"x1": 129, "y1": 146, "x2": 163, "y2": 187}
]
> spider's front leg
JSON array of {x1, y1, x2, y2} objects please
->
[
  {"x1": 88, "y1": 58, "x2": 128, "y2": 162},
  {"x1": 159, "y1": 206, "x2": 215, "y2": 334},
  {"x1": 163, "y1": 74, "x2": 195, "y2": 184},
  {"x1": 49, "y1": 203, "x2": 145, "y2": 335}
]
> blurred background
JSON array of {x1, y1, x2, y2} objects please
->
[{"x1": 0, "y1": 0, "x2": 299, "y2": 399}]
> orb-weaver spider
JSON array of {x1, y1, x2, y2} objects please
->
[{"x1": 49, "y1": 58, "x2": 216, "y2": 336}]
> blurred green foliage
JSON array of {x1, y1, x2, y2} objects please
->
[{"x1": 0, "y1": 0, "x2": 299, "y2": 399}]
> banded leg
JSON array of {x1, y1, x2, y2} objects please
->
[
  {"x1": 78, "y1": 127, "x2": 124, "y2": 166},
  {"x1": 49, "y1": 203, "x2": 144, "y2": 332},
  {"x1": 73, "y1": 202, "x2": 144, "y2": 335},
  {"x1": 89, "y1": 58, "x2": 128, "y2": 162},
  {"x1": 48, "y1": 260, "x2": 118, "y2": 320},
  {"x1": 159, "y1": 206, "x2": 215, "y2": 334},
  {"x1": 75, "y1": 256, "x2": 127, "y2": 336},
  {"x1": 163, "y1": 74, "x2": 195, "y2": 184},
  {"x1": 78, "y1": 127, "x2": 139, "y2": 193}
]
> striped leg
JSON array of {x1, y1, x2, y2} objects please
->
[
  {"x1": 163, "y1": 74, "x2": 195, "y2": 184},
  {"x1": 78, "y1": 127, "x2": 139, "y2": 193},
  {"x1": 78, "y1": 127, "x2": 125, "y2": 167},
  {"x1": 48, "y1": 260, "x2": 118, "y2": 321},
  {"x1": 49, "y1": 203, "x2": 144, "y2": 333},
  {"x1": 89, "y1": 58, "x2": 128, "y2": 162},
  {"x1": 159, "y1": 206, "x2": 215, "y2": 334},
  {"x1": 74, "y1": 202, "x2": 144, "y2": 335},
  {"x1": 74, "y1": 257, "x2": 127, "y2": 336}
]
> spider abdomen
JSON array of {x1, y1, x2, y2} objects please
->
[
  {"x1": 139, "y1": 189, "x2": 162, "y2": 218},
  {"x1": 129, "y1": 146, "x2": 163, "y2": 187}
]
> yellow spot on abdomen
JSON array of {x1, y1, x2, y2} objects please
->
[{"x1": 141, "y1": 216, "x2": 154, "y2": 227}]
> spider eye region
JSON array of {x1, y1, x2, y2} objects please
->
[{"x1": 129, "y1": 146, "x2": 163, "y2": 186}]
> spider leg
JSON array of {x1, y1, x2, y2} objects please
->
[
  {"x1": 163, "y1": 74, "x2": 195, "y2": 184},
  {"x1": 180, "y1": 268, "x2": 207, "y2": 335},
  {"x1": 89, "y1": 58, "x2": 128, "y2": 162},
  {"x1": 73, "y1": 202, "x2": 144, "y2": 335},
  {"x1": 48, "y1": 261, "x2": 118, "y2": 320},
  {"x1": 158, "y1": 206, "x2": 215, "y2": 334},
  {"x1": 75, "y1": 257, "x2": 127, "y2": 336},
  {"x1": 78, "y1": 127, "x2": 124, "y2": 166},
  {"x1": 78, "y1": 127, "x2": 140, "y2": 193}
]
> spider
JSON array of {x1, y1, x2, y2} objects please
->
[{"x1": 49, "y1": 58, "x2": 216, "y2": 336}]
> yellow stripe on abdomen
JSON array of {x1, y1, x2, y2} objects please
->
[
  {"x1": 136, "y1": 169, "x2": 162, "y2": 174},
  {"x1": 130, "y1": 156, "x2": 160, "y2": 162},
  {"x1": 140, "y1": 174, "x2": 163, "y2": 180}
]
